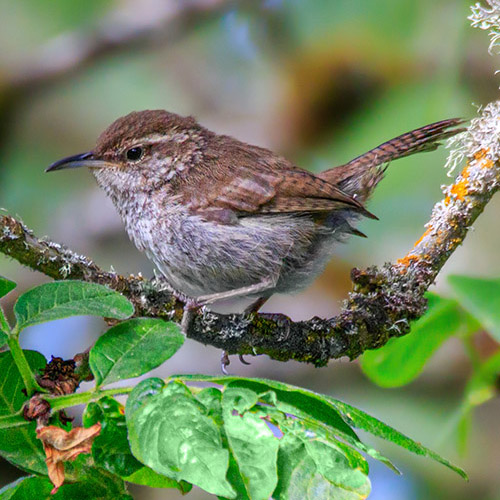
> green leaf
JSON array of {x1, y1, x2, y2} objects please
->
[
  {"x1": 223, "y1": 458, "x2": 251, "y2": 500},
  {"x1": 83, "y1": 397, "x2": 141, "y2": 477},
  {"x1": 0, "y1": 276, "x2": 15, "y2": 343},
  {"x1": 196, "y1": 387, "x2": 224, "y2": 426},
  {"x1": 89, "y1": 318, "x2": 183, "y2": 387},
  {"x1": 327, "y1": 397, "x2": 467, "y2": 480},
  {"x1": 457, "y1": 350, "x2": 500, "y2": 451},
  {"x1": 0, "y1": 276, "x2": 16, "y2": 299},
  {"x1": 0, "y1": 471, "x2": 132, "y2": 500},
  {"x1": 83, "y1": 396, "x2": 190, "y2": 493},
  {"x1": 0, "y1": 476, "x2": 52, "y2": 500},
  {"x1": 463, "y1": 351, "x2": 500, "y2": 410},
  {"x1": 177, "y1": 375, "x2": 398, "y2": 473},
  {"x1": 360, "y1": 294, "x2": 464, "y2": 387},
  {"x1": 274, "y1": 433, "x2": 370, "y2": 500},
  {"x1": 125, "y1": 377, "x2": 164, "y2": 416},
  {"x1": 193, "y1": 389, "x2": 251, "y2": 500},
  {"x1": 0, "y1": 350, "x2": 47, "y2": 475},
  {"x1": 274, "y1": 434, "x2": 317, "y2": 500},
  {"x1": 448, "y1": 275, "x2": 500, "y2": 341},
  {"x1": 14, "y1": 281, "x2": 134, "y2": 331},
  {"x1": 123, "y1": 467, "x2": 192, "y2": 492},
  {"x1": 175, "y1": 375, "x2": 461, "y2": 478},
  {"x1": 126, "y1": 378, "x2": 235, "y2": 498},
  {"x1": 65, "y1": 459, "x2": 133, "y2": 499},
  {"x1": 193, "y1": 388, "x2": 250, "y2": 500},
  {"x1": 222, "y1": 386, "x2": 279, "y2": 499},
  {"x1": 179, "y1": 375, "x2": 358, "y2": 441},
  {"x1": 276, "y1": 405, "x2": 369, "y2": 475},
  {"x1": 305, "y1": 439, "x2": 370, "y2": 496}
]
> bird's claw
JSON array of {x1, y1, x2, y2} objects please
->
[
  {"x1": 221, "y1": 352, "x2": 253, "y2": 374},
  {"x1": 221, "y1": 351, "x2": 230, "y2": 375},
  {"x1": 238, "y1": 354, "x2": 251, "y2": 365}
]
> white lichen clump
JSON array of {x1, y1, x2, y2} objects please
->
[
  {"x1": 445, "y1": 100, "x2": 500, "y2": 174},
  {"x1": 470, "y1": 0, "x2": 500, "y2": 54},
  {"x1": 444, "y1": 1, "x2": 500, "y2": 174}
]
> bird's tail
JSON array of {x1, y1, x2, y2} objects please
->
[{"x1": 320, "y1": 118, "x2": 466, "y2": 203}]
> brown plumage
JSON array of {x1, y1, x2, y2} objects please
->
[{"x1": 47, "y1": 111, "x2": 465, "y2": 315}]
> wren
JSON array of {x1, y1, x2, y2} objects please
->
[{"x1": 47, "y1": 111, "x2": 463, "y2": 316}]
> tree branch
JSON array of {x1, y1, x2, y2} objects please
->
[{"x1": 1, "y1": 103, "x2": 499, "y2": 366}]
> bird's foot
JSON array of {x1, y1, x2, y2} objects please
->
[
  {"x1": 221, "y1": 351, "x2": 230, "y2": 375},
  {"x1": 220, "y1": 352, "x2": 253, "y2": 374}
]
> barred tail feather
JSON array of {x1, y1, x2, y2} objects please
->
[{"x1": 320, "y1": 118, "x2": 466, "y2": 202}]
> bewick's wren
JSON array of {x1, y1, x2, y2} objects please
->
[{"x1": 47, "y1": 111, "x2": 463, "y2": 315}]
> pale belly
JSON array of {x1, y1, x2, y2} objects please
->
[{"x1": 124, "y1": 204, "x2": 351, "y2": 300}]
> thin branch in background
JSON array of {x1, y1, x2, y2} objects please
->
[
  {"x1": 0, "y1": 0, "x2": 239, "y2": 147},
  {"x1": 7, "y1": 0, "x2": 236, "y2": 91}
]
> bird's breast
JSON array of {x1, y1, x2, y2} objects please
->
[{"x1": 116, "y1": 196, "x2": 347, "y2": 300}]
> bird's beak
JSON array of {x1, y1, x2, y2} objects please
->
[{"x1": 46, "y1": 152, "x2": 112, "y2": 172}]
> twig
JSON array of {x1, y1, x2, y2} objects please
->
[
  {"x1": 1, "y1": 102, "x2": 499, "y2": 365},
  {"x1": 6, "y1": 0, "x2": 236, "y2": 92},
  {"x1": 0, "y1": 0, "x2": 238, "y2": 148}
]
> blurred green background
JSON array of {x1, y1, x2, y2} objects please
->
[{"x1": 0, "y1": 0, "x2": 499, "y2": 498}]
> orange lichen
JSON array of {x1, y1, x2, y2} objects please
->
[
  {"x1": 413, "y1": 225, "x2": 433, "y2": 248},
  {"x1": 448, "y1": 236, "x2": 463, "y2": 248},
  {"x1": 396, "y1": 254, "x2": 420, "y2": 269},
  {"x1": 471, "y1": 149, "x2": 495, "y2": 169},
  {"x1": 433, "y1": 229, "x2": 444, "y2": 244},
  {"x1": 444, "y1": 165, "x2": 470, "y2": 205},
  {"x1": 481, "y1": 158, "x2": 495, "y2": 169},
  {"x1": 473, "y1": 148, "x2": 489, "y2": 161}
]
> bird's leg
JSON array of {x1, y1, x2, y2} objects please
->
[
  {"x1": 193, "y1": 275, "x2": 278, "y2": 374},
  {"x1": 195, "y1": 275, "x2": 277, "y2": 306},
  {"x1": 244, "y1": 296, "x2": 270, "y2": 314},
  {"x1": 230, "y1": 296, "x2": 271, "y2": 366},
  {"x1": 245, "y1": 291, "x2": 291, "y2": 326},
  {"x1": 175, "y1": 277, "x2": 278, "y2": 372}
]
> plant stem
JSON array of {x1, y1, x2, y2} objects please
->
[
  {"x1": 6, "y1": 334, "x2": 43, "y2": 396},
  {"x1": 45, "y1": 378, "x2": 204, "y2": 412},
  {"x1": 47, "y1": 386, "x2": 134, "y2": 412}
]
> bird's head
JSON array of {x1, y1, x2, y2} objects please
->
[{"x1": 47, "y1": 110, "x2": 207, "y2": 196}]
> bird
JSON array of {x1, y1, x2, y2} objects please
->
[{"x1": 47, "y1": 110, "x2": 463, "y2": 366}]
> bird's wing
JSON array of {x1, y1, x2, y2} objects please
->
[{"x1": 183, "y1": 139, "x2": 374, "y2": 223}]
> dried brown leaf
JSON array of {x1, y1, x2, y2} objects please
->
[{"x1": 37, "y1": 423, "x2": 101, "y2": 494}]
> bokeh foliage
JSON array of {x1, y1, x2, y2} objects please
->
[{"x1": 0, "y1": 0, "x2": 499, "y2": 499}]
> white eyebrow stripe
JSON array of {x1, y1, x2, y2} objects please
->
[{"x1": 136, "y1": 132, "x2": 191, "y2": 145}]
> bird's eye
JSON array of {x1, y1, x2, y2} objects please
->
[{"x1": 126, "y1": 146, "x2": 143, "y2": 161}]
